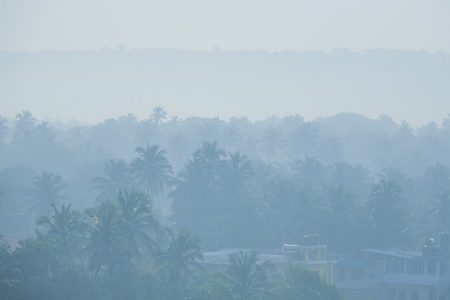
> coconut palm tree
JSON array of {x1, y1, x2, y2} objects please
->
[
  {"x1": 156, "y1": 229, "x2": 203, "y2": 299},
  {"x1": 13, "y1": 110, "x2": 36, "y2": 137},
  {"x1": 365, "y1": 179, "x2": 407, "y2": 247},
  {"x1": 91, "y1": 159, "x2": 133, "y2": 203},
  {"x1": 84, "y1": 202, "x2": 130, "y2": 276},
  {"x1": 157, "y1": 229, "x2": 203, "y2": 275},
  {"x1": 221, "y1": 151, "x2": 254, "y2": 198},
  {"x1": 36, "y1": 203, "x2": 83, "y2": 253},
  {"x1": 220, "y1": 126, "x2": 244, "y2": 152},
  {"x1": 192, "y1": 141, "x2": 226, "y2": 186},
  {"x1": 150, "y1": 106, "x2": 167, "y2": 127},
  {"x1": 131, "y1": 144, "x2": 173, "y2": 198},
  {"x1": 286, "y1": 122, "x2": 318, "y2": 159},
  {"x1": 260, "y1": 127, "x2": 283, "y2": 161},
  {"x1": 116, "y1": 190, "x2": 160, "y2": 257},
  {"x1": 27, "y1": 172, "x2": 67, "y2": 219},
  {"x1": 224, "y1": 251, "x2": 272, "y2": 299}
]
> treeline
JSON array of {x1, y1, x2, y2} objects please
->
[
  {"x1": 1, "y1": 108, "x2": 450, "y2": 298},
  {"x1": 1, "y1": 109, "x2": 450, "y2": 251}
]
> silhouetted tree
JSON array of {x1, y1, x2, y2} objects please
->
[
  {"x1": 27, "y1": 172, "x2": 67, "y2": 219},
  {"x1": 91, "y1": 159, "x2": 132, "y2": 203},
  {"x1": 131, "y1": 144, "x2": 173, "y2": 198}
]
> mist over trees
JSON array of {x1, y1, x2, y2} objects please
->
[
  {"x1": 1, "y1": 48, "x2": 449, "y2": 126},
  {"x1": 1, "y1": 107, "x2": 450, "y2": 299}
]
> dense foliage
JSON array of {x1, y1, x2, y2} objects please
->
[{"x1": 1, "y1": 108, "x2": 450, "y2": 298}]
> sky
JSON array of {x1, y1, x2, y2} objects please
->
[
  {"x1": 1, "y1": 0, "x2": 450, "y2": 126},
  {"x1": 1, "y1": 0, "x2": 449, "y2": 53}
]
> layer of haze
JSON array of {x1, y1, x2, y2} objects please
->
[
  {"x1": 2, "y1": 0, "x2": 449, "y2": 53},
  {"x1": 1, "y1": 0, "x2": 449, "y2": 126}
]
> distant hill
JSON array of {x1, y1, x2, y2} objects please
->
[{"x1": 1, "y1": 48, "x2": 449, "y2": 127}]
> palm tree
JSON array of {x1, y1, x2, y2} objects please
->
[
  {"x1": 220, "y1": 126, "x2": 244, "y2": 152},
  {"x1": 221, "y1": 151, "x2": 254, "y2": 198},
  {"x1": 156, "y1": 229, "x2": 203, "y2": 299},
  {"x1": 260, "y1": 127, "x2": 283, "y2": 161},
  {"x1": 11, "y1": 110, "x2": 36, "y2": 149},
  {"x1": 91, "y1": 159, "x2": 132, "y2": 203},
  {"x1": 365, "y1": 180, "x2": 407, "y2": 247},
  {"x1": 286, "y1": 122, "x2": 318, "y2": 159},
  {"x1": 84, "y1": 202, "x2": 129, "y2": 276},
  {"x1": 27, "y1": 172, "x2": 67, "y2": 219},
  {"x1": 34, "y1": 122, "x2": 56, "y2": 144},
  {"x1": 116, "y1": 190, "x2": 160, "y2": 257},
  {"x1": 13, "y1": 110, "x2": 36, "y2": 136},
  {"x1": 292, "y1": 156, "x2": 326, "y2": 191},
  {"x1": 150, "y1": 106, "x2": 167, "y2": 127},
  {"x1": 131, "y1": 144, "x2": 173, "y2": 198},
  {"x1": 197, "y1": 122, "x2": 220, "y2": 144},
  {"x1": 224, "y1": 251, "x2": 272, "y2": 299},
  {"x1": 36, "y1": 203, "x2": 83, "y2": 253},
  {"x1": 150, "y1": 106, "x2": 168, "y2": 127},
  {"x1": 192, "y1": 141, "x2": 226, "y2": 186},
  {"x1": 157, "y1": 229, "x2": 203, "y2": 274}
]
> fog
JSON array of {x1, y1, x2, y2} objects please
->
[
  {"x1": 1, "y1": 1, "x2": 450, "y2": 299},
  {"x1": 1, "y1": 48, "x2": 449, "y2": 127}
]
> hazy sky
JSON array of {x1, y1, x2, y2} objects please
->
[
  {"x1": 1, "y1": 0, "x2": 449, "y2": 126},
  {"x1": 1, "y1": 0, "x2": 449, "y2": 53}
]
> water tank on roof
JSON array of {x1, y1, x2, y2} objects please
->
[
  {"x1": 303, "y1": 234, "x2": 320, "y2": 246},
  {"x1": 282, "y1": 244, "x2": 300, "y2": 253}
]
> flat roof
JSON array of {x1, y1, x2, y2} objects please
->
[{"x1": 363, "y1": 247, "x2": 422, "y2": 259}]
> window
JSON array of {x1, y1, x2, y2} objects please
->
[
  {"x1": 408, "y1": 259, "x2": 424, "y2": 275},
  {"x1": 351, "y1": 267, "x2": 363, "y2": 280},
  {"x1": 412, "y1": 290, "x2": 419, "y2": 300},
  {"x1": 386, "y1": 257, "x2": 404, "y2": 273}
]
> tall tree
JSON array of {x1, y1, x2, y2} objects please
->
[
  {"x1": 224, "y1": 251, "x2": 272, "y2": 299},
  {"x1": 84, "y1": 202, "x2": 129, "y2": 276},
  {"x1": 220, "y1": 126, "x2": 244, "y2": 152},
  {"x1": 131, "y1": 144, "x2": 173, "y2": 198},
  {"x1": 150, "y1": 106, "x2": 168, "y2": 127},
  {"x1": 221, "y1": 151, "x2": 254, "y2": 198},
  {"x1": 27, "y1": 172, "x2": 67, "y2": 219},
  {"x1": 260, "y1": 127, "x2": 283, "y2": 161},
  {"x1": 13, "y1": 110, "x2": 36, "y2": 139},
  {"x1": 156, "y1": 229, "x2": 203, "y2": 299},
  {"x1": 91, "y1": 159, "x2": 132, "y2": 203},
  {"x1": 365, "y1": 179, "x2": 407, "y2": 247},
  {"x1": 36, "y1": 204, "x2": 83, "y2": 254},
  {"x1": 116, "y1": 190, "x2": 160, "y2": 258}
]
